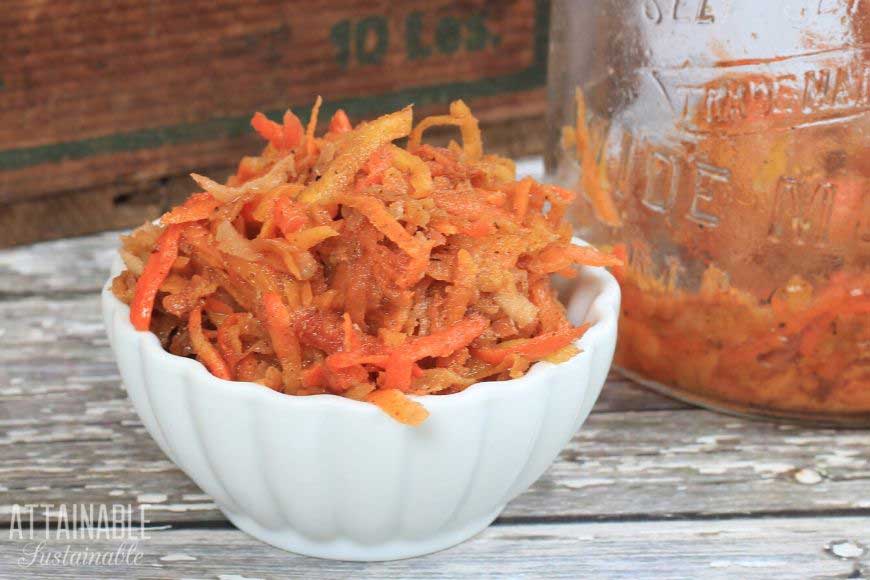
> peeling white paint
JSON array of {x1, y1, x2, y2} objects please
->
[
  {"x1": 794, "y1": 468, "x2": 823, "y2": 485},
  {"x1": 148, "y1": 503, "x2": 217, "y2": 512},
  {"x1": 709, "y1": 559, "x2": 782, "y2": 568},
  {"x1": 561, "y1": 478, "x2": 616, "y2": 490},
  {"x1": 160, "y1": 553, "x2": 197, "y2": 562},
  {"x1": 828, "y1": 540, "x2": 866, "y2": 559}
]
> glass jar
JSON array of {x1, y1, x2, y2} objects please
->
[{"x1": 546, "y1": 0, "x2": 869, "y2": 426}]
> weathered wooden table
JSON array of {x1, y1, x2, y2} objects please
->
[{"x1": 1, "y1": 178, "x2": 868, "y2": 578}]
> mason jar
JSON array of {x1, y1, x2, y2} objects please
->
[{"x1": 546, "y1": 0, "x2": 869, "y2": 426}]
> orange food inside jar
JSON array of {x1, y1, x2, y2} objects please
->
[{"x1": 548, "y1": 0, "x2": 869, "y2": 424}]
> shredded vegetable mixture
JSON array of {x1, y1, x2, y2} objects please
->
[
  {"x1": 112, "y1": 99, "x2": 619, "y2": 425},
  {"x1": 615, "y1": 253, "x2": 870, "y2": 414},
  {"x1": 566, "y1": 86, "x2": 869, "y2": 417}
]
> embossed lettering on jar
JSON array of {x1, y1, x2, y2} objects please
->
[{"x1": 547, "y1": 0, "x2": 869, "y2": 426}]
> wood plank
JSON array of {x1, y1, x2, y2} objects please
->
[
  {"x1": 0, "y1": 1, "x2": 543, "y2": 156},
  {"x1": 0, "y1": 516, "x2": 867, "y2": 578},
  {"x1": 0, "y1": 0, "x2": 548, "y2": 247},
  {"x1": 2, "y1": 296, "x2": 869, "y2": 525},
  {"x1": 0, "y1": 231, "x2": 120, "y2": 295}
]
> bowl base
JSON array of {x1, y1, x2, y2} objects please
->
[{"x1": 220, "y1": 505, "x2": 505, "y2": 561}]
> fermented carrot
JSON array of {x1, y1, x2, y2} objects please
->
[
  {"x1": 130, "y1": 224, "x2": 183, "y2": 331},
  {"x1": 513, "y1": 177, "x2": 533, "y2": 222},
  {"x1": 273, "y1": 196, "x2": 308, "y2": 238},
  {"x1": 383, "y1": 317, "x2": 488, "y2": 391},
  {"x1": 328, "y1": 109, "x2": 352, "y2": 134},
  {"x1": 530, "y1": 243, "x2": 623, "y2": 275},
  {"x1": 305, "y1": 96, "x2": 323, "y2": 157},
  {"x1": 251, "y1": 111, "x2": 304, "y2": 150},
  {"x1": 251, "y1": 112, "x2": 284, "y2": 147},
  {"x1": 342, "y1": 194, "x2": 423, "y2": 257},
  {"x1": 473, "y1": 324, "x2": 590, "y2": 365},
  {"x1": 281, "y1": 110, "x2": 305, "y2": 149},
  {"x1": 114, "y1": 98, "x2": 605, "y2": 425},
  {"x1": 262, "y1": 292, "x2": 302, "y2": 392},
  {"x1": 189, "y1": 305, "x2": 232, "y2": 380},
  {"x1": 161, "y1": 193, "x2": 220, "y2": 225},
  {"x1": 366, "y1": 389, "x2": 429, "y2": 426},
  {"x1": 574, "y1": 89, "x2": 621, "y2": 226}
]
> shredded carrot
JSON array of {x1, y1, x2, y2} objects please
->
[
  {"x1": 530, "y1": 243, "x2": 623, "y2": 275},
  {"x1": 114, "y1": 99, "x2": 610, "y2": 425},
  {"x1": 189, "y1": 306, "x2": 232, "y2": 380},
  {"x1": 407, "y1": 99, "x2": 482, "y2": 161},
  {"x1": 328, "y1": 109, "x2": 352, "y2": 134},
  {"x1": 355, "y1": 145, "x2": 393, "y2": 190},
  {"x1": 574, "y1": 89, "x2": 621, "y2": 227},
  {"x1": 366, "y1": 389, "x2": 429, "y2": 426},
  {"x1": 161, "y1": 193, "x2": 220, "y2": 225},
  {"x1": 299, "y1": 107, "x2": 413, "y2": 205},
  {"x1": 342, "y1": 194, "x2": 424, "y2": 258},
  {"x1": 251, "y1": 112, "x2": 283, "y2": 147},
  {"x1": 129, "y1": 224, "x2": 183, "y2": 331},
  {"x1": 391, "y1": 145, "x2": 433, "y2": 197},
  {"x1": 251, "y1": 111, "x2": 304, "y2": 150},
  {"x1": 262, "y1": 292, "x2": 302, "y2": 393},
  {"x1": 473, "y1": 324, "x2": 590, "y2": 365},
  {"x1": 273, "y1": 196, "x2": 309, "y2": 238},
  {"x1": 444, "y1": 248, "x2": 477, "y2": 325},
  {"x1": 305, "y1": 96, "x2": 323, "y2": 157},
  {"x1": 342, "y1": 312, "x2": 360, "y2": 352},
  {"x1": 513, "y1": 177, "x2": 533, "y2": 222},
  {"x1": 216, "y1": 312, "x2": 251, "y2": 374},
  {"x1": 383, "y1": 317, "x2": 488, "y2": 391},
  {"x1": 281, "y1": 110, "x2": 305, "y2": 149},
  {"x1": 204, "y1": 296, "x2": 235, "y2": 315},
  {"x1": 301, "y1": 363, "x2": 326, "y2": 388}
]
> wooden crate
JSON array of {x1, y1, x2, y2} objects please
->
[{"x1": 0, "y1": 0, "x2": 549, "y2": 247}]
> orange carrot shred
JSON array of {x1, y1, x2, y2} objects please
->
[
  {"x1": 262, "y1": 292, "x2": 303, "y2": 392},
  {"x1": 189, "y1": 305, "x2": 233, "y2": 380},
  {"x1": 161, "y1": 193, "x2": 220, "y2": 225},
  {"x1": 343, "y1": 194, "x2": 423, "y2": 257},
  {"x1": 366, "y1": 389, "x2": 429, "y2": 426},
  {"x1": 305, "y1": 96, "x2": 323, "y2": 157},
  {"x1": 301, "y1": 363, "x2": 327, "y2": 388},
  {"x1": 274, "y1": 196, "x2": 309, "y2": 238},
  {"x1": 383, "y1": 317, "x2": 488, "y2": 391},
  {"x1": 574, "y1": 89, "x2": 621, "y2": 226},
  {"x1": 251, "y1": 112, "x2": 284, "y2": 146},
  {"x1": 282, "y1": 110, "x2": 305, "y2": 149},
  {"x1": 130, "y1": 224, "x2": 183, "y2": 331},
  {"x1": 513, "y1": 177, "x2": 533, "y2": 222},
  {"x1": 204, "y1": 296, "x2": 235, "y2": 315},
  {"x1": 328, "y1": 109, "x2": 352, "y2": 133},
  {"x1": 473, "y1": 324, "x2": 590, "y2": 365}
]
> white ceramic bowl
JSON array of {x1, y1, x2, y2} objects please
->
[{"x1": 101, "y1": 242, "x2": 619, "y2": 561}]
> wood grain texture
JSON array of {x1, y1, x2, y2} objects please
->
[
  {"x1": 0, "y1": 0, "x2": 548, "y2": 247},
  {"x1": 1, "y1": 517, "x2": 867, "y2": 579}
]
